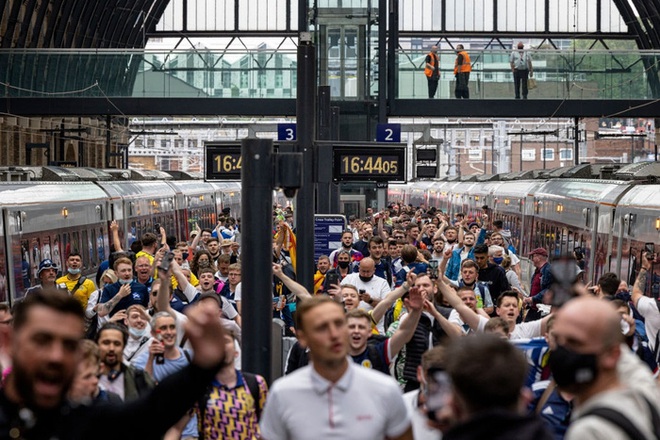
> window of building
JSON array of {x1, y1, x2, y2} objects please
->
[
  {"x1": 542, "y1": 148, "x2": 555, "y2": 160},
  {"x1": 559, "y1": 148, "x2": 573, "y2": 160}
]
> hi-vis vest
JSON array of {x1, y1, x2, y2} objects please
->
[
  {"x1": 425, "y1": 52, "x2": 439, "y2": 78},
  {"x1": 454, "y1": 51, "x2": 472, "y2": 74}
]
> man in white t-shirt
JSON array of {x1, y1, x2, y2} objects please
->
[
  {"x1": 341, "y1": 257, "x2": 391, "y2": 333},
  {"x1": 260, "y1": 296, "x2": 413, "y2": 440},
  {"x1": 631, "y1": 251, "x2": 660, "y2": 359},
  {"x1": 447, "y1": 287, "x2": 490, "y2": 335},
  {"x1": 439, "y1": 280, "x2": 551, "y2": 340}
]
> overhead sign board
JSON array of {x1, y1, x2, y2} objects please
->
[
  {"x1": 314, "y1": 214, "x2": 347, "y2": 262},
  {"x1": 328, "y1": 142, "x2": 406, "y2": 183},
  {"x1": 205, "y1": 143, "x2": 243, "y2": 181}
]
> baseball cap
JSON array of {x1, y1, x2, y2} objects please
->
[
  {"x1": 190, "y1": 229, "x2": 198, "y2": 237},
  {"x1": 528, "y1": 247, "x2": 548, "y2": 257},
  {"x1": 468, "y1": 222, "x2": 479, "y2": 229},
  {"x1": 37, "y1": 259, "x2": 59, "y2": 275}
]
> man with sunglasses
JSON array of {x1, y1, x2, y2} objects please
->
[{"x1": 24, "y1": 259, "x2": 68, "y2": 297}]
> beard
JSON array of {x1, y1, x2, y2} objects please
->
[{"x1": 14, "y1": 361, "x2": 72, "y2": 410}]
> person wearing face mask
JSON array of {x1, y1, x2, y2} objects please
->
[
  {"x1": 548, "y1": 296, "x2": 660, "y2": 440},
  {"x1": 56, "y1": 252, "x2": 97, "y2": 310},
  {"x1": 340, "y1": 257, "x2": 391, "y2": 332},
  {"x1": 322, "y1": 249, "x2": 353, "y2": 292},
  {"x1": 122, "y1": 304, "x2": 152, "y2": 364}
]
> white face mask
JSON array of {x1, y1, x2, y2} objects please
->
[
  {"x1": 119, "y1": 278, "x2": 132, "y2": 285},
  {"x1": 68, "y1": 268, "x2": 81, "y2": 275},
  {"x1": 129, "y1": 327, "x2": 148, "y2": 338}
]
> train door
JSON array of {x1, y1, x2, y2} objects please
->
[{"x1": 340, "y1": 195, "x2": 366, "y2": 219}]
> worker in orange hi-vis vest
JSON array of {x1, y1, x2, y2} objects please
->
[
  {"x1": 453, "y1": 44, "x2": 471, "y2": 99},
  {"x1": 424, "y1": 45, "x2": 440, "y2": 98}
]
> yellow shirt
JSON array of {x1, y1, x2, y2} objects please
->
[{"x1": 56, "y1": 274, "x2": 97, "y2": 309}]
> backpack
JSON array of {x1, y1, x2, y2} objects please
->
[
  {"x1": 580, "y1": 394, "x2": 660, "y2": 440},
  {"x1": 197, "y1": 371, "x2": 262, "y2": 440}
]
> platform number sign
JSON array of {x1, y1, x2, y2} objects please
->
[
  {"x1": 278, "y1": 123, "x2": 297, "y2": 141},
  {"x1": 376, "y1": 123, "x2": 401, "y2": 143}
]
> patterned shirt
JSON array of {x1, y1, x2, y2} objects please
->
[{"x1": 196, "y1": 370, "x2": 268, "y2": 440}]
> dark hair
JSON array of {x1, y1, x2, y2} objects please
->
[
  {"x1": 496, "y1": 290, "x2": 519, "y2": 308},
  {"x1": 401, "y1": 244, "x2": 419, "y2": 264},
  {"x1": 96, "y1": 322, "x2": 129, "y2": 348},
  {"x1": 492, "y1": 220, "x2": 503, "y2": 229},
  {"x1": 598, "y1": 272, "x2": 620, "y2": 297},
  {"x1": 13, "y1": 289, "x2": 84, "y2": 331},
  {"x1": 368, "y1": 236, "x2": 384, "y2": 248},
  {"x1": 67, "y1": 251, "x2": 82, "y2": 259},
  {"x1": 140, "y1": 232, "x2": 158, "y2": 248},
  {"x1": 473, "y1": 244, "x2": 489, "y2": 255},
  {"x1": 445, "y1": 333, "x2": 527, "y2": 413}
]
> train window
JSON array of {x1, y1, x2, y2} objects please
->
[
  {"x1": 0, "y1": 239, "x2": 6, "y2": 302},
  {"x1": 52, "y1": 235, "x2": 62, "y2": 273},
  {"x1": 97, "y1": 228, "x2": 107, "y2": 263},
  {"x1": 19, "y1": 240, "x2": 31, "y2": 294},
  {"x1": 71, "y1": 232, "x2": 81, "y2": 257},
  {"x1": 61, "y1": 233, "x2": 70, "y2": 260},
  {"x1": 85, "y1": 229, "x2": 96, "y2": 268}
]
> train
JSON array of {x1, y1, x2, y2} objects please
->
[
  {"x1": 2, "y1": 161, "x2": 657, "y2": 305},
  {"x1": 0, "y1": 165, "x2": 289, "y2": 305},
  {"x1": 388, "y1": 161, "x2": 660, "y2": 295}
]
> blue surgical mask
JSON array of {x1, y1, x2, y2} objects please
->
[
  {"x1": 67, "y1": 268, "x2": 81, "y2": 275},
  {"x1": 493, "y1": 257, "x2": 504, "y2": 265},
  {"x1": 129, "y1": 327, "x2": 148, "y2": 338},
  {"x1": 119, "y1": 278, "x2": 132, "y2": 285}
]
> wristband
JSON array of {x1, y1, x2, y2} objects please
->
[{"x1": 402, "y1": 282, "x2": 410, "y2": 292}]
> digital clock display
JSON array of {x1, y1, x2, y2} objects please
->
[
  {"x1": 333, "y1": 146, "x2": 406, "y2": 182},
  {"x1": 205, "y1": 145, "x2": 242, "y2": 181}
]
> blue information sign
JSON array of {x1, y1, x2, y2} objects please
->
[
  {"x1": 314, "y1": 214, "x2": 347, "y2": 262},
  {"x1": 376, "y1": 123, "x2": 401, "y2": 142},
  {"x1": 278, "y1": 123, "x2": 297, "y2": 141}
]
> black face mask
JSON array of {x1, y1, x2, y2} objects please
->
[
  {"x1": 338, "y1": 261, "x2": 350, "y2": 269},
  {"x1": 548, "y1": 344, "x2": 599, "y2": 389},
  {"x1": 359, "y1": 275, "x2": 373, "y2": 283}
]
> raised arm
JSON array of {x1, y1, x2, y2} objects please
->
[
  {"x1": 388, "y1": 287, "x2": 424, "y2": 356},
  {"x1": 110, "y1": 220, "x2": 123, "y2": 252},
  {"x1": 436, "y1": 278, "x2": 483, "y2": 332},
  {"x1": 423, "y1": 300, "x2": 463, "y2": 338},
  {"x1": 371, "y1": 271, "x2": 417, "y2": 324},
  {"x1": 632, "y1": 251, "x2": 652, "y2": 307},
  {"x1": 273, "y1": 263, "x2": 311, "y2": 301}
]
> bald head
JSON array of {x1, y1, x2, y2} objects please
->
[
  {"x1": 359, "y1": 257, "x2": 375, "y2": 271},
  {"x1": 553, "y1": 297, "x2": 623, "y2": 350},
  {"x1": 358, "y1": 257, "x2": 376, "y2": 279}
]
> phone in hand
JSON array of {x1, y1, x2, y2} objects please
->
[
  {"x1": 428, "y1": 260, "x2": 440, "y2": 279},
  {"x1": 154, "y1": 223, "x2": 161, "y2": 233},
  {"x1": 645, "y1": 242, "x2": 655, "y2": 255},
  {"x1": 326, "y1": 272, "x2": 339, "y2": 286},
  {"x1": 158, "y1": 251, "x2": 174, "y2": 272}
]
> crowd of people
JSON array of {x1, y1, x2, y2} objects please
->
[{"x1": 0, "y1": 201, "x2": 658, "y2": 439}]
